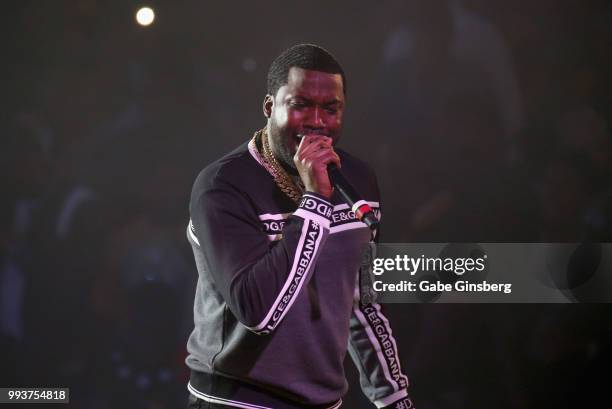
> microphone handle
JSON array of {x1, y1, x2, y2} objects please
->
[{"x1": 328, "y1": 164, "x2": 379, "y2": 230}]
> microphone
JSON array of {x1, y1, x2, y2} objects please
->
[{"x1": 327, "y1": 163, "x2": 379, "y2": 230}]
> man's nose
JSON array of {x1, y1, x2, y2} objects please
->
[{"x1": 305, "y1": 106, "x2": 325, "y2": 129}]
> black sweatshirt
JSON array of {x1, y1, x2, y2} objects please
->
[{"x1": 185, "y1": 137, "x2": 410, "y2": 408}]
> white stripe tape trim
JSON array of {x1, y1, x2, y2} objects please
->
[
  {"x1": 188, "y1": 383, "x2": 271, "y2": 409},
  {"x1": 294, "y1": 208, "x2": 331, "y2": 230},
  {"x1": 351, "y1": 199, "x2": 369, "y2": 214},
  {"x1": 330, "y1": 221, "x2": 368, "y2": 234},
  {"x1": 258, "y1": 209, "x2": 380, "y2": 228},
  {"x1": 248, "y1": 219, "x2": 312, "y2": 332},
  {"x1": 373, "y1": 302, "x2": 410, "y2": 387},
  {"x1": 333, "y1": 201, "x2": 380, "y2": 211},
  {"x1": 352, "y1": 287, "x2": 400, "y2": 391},
  {"x1": 302, "y1": 193, "x2": 333, "y2": 207},
  {"x1": 188, "y1": 220, "x2": 200, "y2": 246},
  {"x1": 265, "y1": 220, "x2": 326, "y2": 331},
  {"x1": 374, "y1": 389, "x2": 408, "y2": 408},
  {"x1": 188, "y1": 383, "x2": 342, "y2": 409},
  {"x1": 254, "y1": 204, "x2": 381, "y2": 224},
  {"x1": 258, "y1": 212, "x2": 291, "y2": 221},
  {"x1": 329, "y1": 400, "x2": 343, "y2": 409}
]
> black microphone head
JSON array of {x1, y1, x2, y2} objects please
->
[{"x1": 362, "y1": 212, "x2": 380, "y2": 231}]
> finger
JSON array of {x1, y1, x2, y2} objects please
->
[
  {"x1": 295, "y1": 135, "x2": 322, "y2": 159},
  {"x1": 299, "y1": 134, "x2": 332, "y2": 147},
  {"x1": 302, "y1": 148, "x2": 341, "y2": 168},
  {"x1": 298, "y1": 139, "x2": 332, "y2": 158},
  {"x1": 296, "y1": 134, "x2": 312, "y2": 152}
]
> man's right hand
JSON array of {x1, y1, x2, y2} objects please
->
[{"x1": 293, "y1": 134, "x2": 341, "y2": 200}]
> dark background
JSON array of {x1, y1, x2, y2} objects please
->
[{"x1": 2, "y1": 1, "x2": 612, "y2": 408}]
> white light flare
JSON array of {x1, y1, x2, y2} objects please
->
[{"x1": 136, "y1": 7, "x2": 155, "y2": 26}]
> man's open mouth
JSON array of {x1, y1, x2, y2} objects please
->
[{"x1": 296, "y1": 132, "x2": 329, "y2": 139}]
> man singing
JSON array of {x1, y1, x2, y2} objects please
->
[{"x1": 186, "y1": 44, "x2": 413, "y2": 409}]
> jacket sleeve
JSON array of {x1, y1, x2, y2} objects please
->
[
  {"x1": 189, "y1": 181, "x2": 332, "y2": 335},
  {"x1": 347, "y1": 201, "x2": 412, "y2": 407},
  {"x1": 348, "y1": 295, "x2": 411, "y2": 407}
]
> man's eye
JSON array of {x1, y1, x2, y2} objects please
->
[
  {"x1": 290, "y1": 102, "x2": 305, "y2": 108},
  {"x1": 324, "y1": 107, "x2": 338, "y2": 114}
]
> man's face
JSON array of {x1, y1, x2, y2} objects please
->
[{"x1": 264, "y1": 67, "x2": 345, "y2": 171}]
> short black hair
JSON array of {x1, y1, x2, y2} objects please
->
[{"x1": 267, "y1": 43, "x2": 347, "y2": 97}]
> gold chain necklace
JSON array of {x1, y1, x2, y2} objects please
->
[{"x1": 253, "y1": 128, "x2": 304, "y2": 203}]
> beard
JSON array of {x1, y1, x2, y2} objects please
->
[{"x1": 267, "y1": 121, "x2": 299, "y2": 175}]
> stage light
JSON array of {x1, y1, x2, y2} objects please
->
[{"x1": 136, "y1": 7, "x2": 155, "y2": 26}]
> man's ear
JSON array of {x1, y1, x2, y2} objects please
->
[{"x1": 263, "y1": 94, "x2": 273, "y2": 118}]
